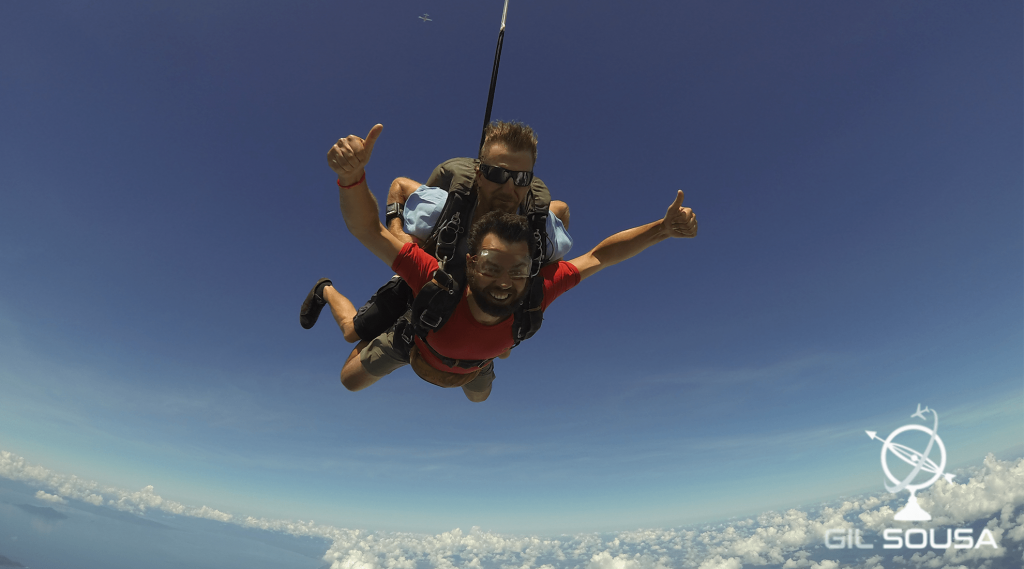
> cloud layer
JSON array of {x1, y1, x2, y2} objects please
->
[
  {"x1": 0, "y1": 451, "x2": 231, "y2": 521},
  {"x1": 2, "y1": 450, "x2": 1021, "y2": 569}
]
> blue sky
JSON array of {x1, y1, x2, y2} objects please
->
[{"x1": 1, "y1": 0, "x2": 1021, "y2": 547}]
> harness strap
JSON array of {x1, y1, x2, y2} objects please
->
[
  {"x1": 413, "y1": 269, "x2": 461, "y2": 330},
  {"x1": 508, "y1": 188, "x2": 550, "y2": 347},
  {"x1": 415, "y1": 161, "x2": 553, "y2": 352},
  {"x1": 396, "y1": 313, "x2": 491, "y2": 372},
  {"x1": 418, "y1": 338, "x2": 494, "y2": 370},
  {"x1": 510, "y1": 273, "x2": 545, "y2": 347},
  {"x1": 424, "y1": 180, "x2": 475, "y2": 259},
  {"x1": 411, "y1": 181, "x2": 475, "y2": 340}
]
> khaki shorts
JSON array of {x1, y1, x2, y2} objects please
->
[{"x1": 359, "y1": 326, "x2": 496, "y2": 392}]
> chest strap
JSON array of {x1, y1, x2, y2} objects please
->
[
  {"x1": 410, "y1": 181, "x2": 475, "y2": 340},
  {"x1": 411, "y1": 176, "x2": 552, "y2": 353}
]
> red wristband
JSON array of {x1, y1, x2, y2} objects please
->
[{"x1": 337, "y1": 172, "x2": 366, "y2": 189}]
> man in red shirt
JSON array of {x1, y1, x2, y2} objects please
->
[{"x1": 310, "y1": 124, "x2": 698, "y2": 402}]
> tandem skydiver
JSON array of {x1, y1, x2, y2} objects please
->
[
  {"x1": 339, "y1": 120, "x2": 572, "y2": 346},
  {"x1": 300, "y1": 123, "x2": 699, "y2": 402},
  {"x1": 302, "y1": 120, "x2": 573, "y2": 394}
]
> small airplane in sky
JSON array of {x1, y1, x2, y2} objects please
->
[
  {"x1": 911, "y1": 403, "x2": 930, "y2": 420},
  {"x1": 419, "y1": 14, "x2": 431, "y2": 22}
]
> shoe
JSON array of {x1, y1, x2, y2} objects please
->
[{"x1": 300, "y1": 278, "x2": 332, "y2": 329}]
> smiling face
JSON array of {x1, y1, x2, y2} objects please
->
[
  {"x1": 466, "y1": 232, "x2": 532, "y2": 319},
  {"x1": 475, "y1": 142, "x2": 534, "y2": 215}
]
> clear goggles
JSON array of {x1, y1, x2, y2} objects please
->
[{"x1": 470, "y1": 249, "x2": 532, "y2": 280}]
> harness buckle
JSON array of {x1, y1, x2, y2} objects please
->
[
  {"x1": 432, "y1": 269, "x2": 456, "y2": 295},
  {"x1": 419, "y1": 310, "x2": 443, "y2": 329},
  {"x1": 435, "y1": 212, "x2": 462, "y2": 249}
]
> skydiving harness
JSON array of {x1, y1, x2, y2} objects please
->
[
  {"x1": 398, "y1": 178, "x2": 552, "y2": 371},
  {"x1": 397, "y1": 0, "x2": 552, "y2": 375}
]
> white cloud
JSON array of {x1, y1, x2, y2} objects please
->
[
  {"x1": 917, "y1": 454, "x2": 1024, "y2": 527},
  {"x1": 34, "y1": 490, "x2": 65, "y2": 504},
  {"x1": 2, "y1": 449, "x2": 1022, "y2": 569},
  {"x1": 1005, "y1": 511, "x2": 1024, "y2": 541},
  {"x1": 0, "y1": 450, "x2": 232, "y2": 522},
  {"x1": 695, "y1": 554, "x2": 743, "y2": 569},
  {"x1": 585, "y1": 551, "x2": 674, "y2": 569},
  {"x1": 858, "y1": 504, "x2": 897, "y2": 530},
  {"x1": 860, "y1": 554, "x2": 884, "y2": 569}
]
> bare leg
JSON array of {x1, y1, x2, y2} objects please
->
[
  {"x1": 340, "y1": 341, "x2": 384, "y2": 391},
  {"x1": 321, "y1": 285, "x2": 361, "y2": 343},
  {"x1": 317, "y1": 284, "x2": 391, "y2": 391}
]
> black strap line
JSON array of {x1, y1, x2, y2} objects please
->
[{"x1": 480, "y1": 0, "x2": 510, "y2": 153}]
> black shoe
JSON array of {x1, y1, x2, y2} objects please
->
[{"x1": 300, "y1": 278, "x2": 332, "y2": 329}]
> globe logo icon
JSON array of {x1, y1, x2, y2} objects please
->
[{"x1": 866, "y1": 405, "x2": 955, "y2": 521}]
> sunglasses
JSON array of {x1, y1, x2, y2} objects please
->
[{"x1": 478, "y1": 163, "x2": 534, "y2": 187}]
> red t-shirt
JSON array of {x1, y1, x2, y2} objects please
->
[{"x1": 392, "y1": 242, "x2": 580, "y2": 373}]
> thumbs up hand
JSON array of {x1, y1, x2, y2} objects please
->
[
  {"x1": 328, "y1": 124, "x2": 383, "y2": 186},
  {"x1": 662, "y1": 190, "x2": 698, "y2": 238}
]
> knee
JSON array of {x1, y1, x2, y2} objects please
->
[
  {"x1": 550, "y1": 200, "x2": 570, "y2": 229},
  {"x1": 340, "y1": 344, "x2": 374, "y2": 391},
  {"x1": 341, "y1": 369, "x2": 373, "y2": 391},
  {"x1": 340, "y1": 368, "x2": 359, "y2": 391},
  {"x1": 389, "y1": 177, "x2": 419, "y2": 201},
  {"x1": 340, "y1": 371, "x2": 358, "y2": 391},
  {"x1": 463, "y1": 387, "x2": 491, "y2": 403}
]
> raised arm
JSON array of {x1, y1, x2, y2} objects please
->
[
  {"x1": 327, "y1": 124, "x2": 405, "y2": 267},
  {"x1": 568, "y1": 190, "x2": 697, "y2": 281}
]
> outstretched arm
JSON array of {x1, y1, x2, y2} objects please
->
[
  {"x1": 568, "y1": 190, "x2": 697, "y2": 281},
  {"x1": 327, "y1": 124, "x2": 405, "y2": 267}
]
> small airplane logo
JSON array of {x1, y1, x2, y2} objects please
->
[
  {"x1": 419, "y1": 14, "x2": 432, "y2": 22},
  {"x1": 911, "y1": 403, "x2": 929, "y2": 420}
]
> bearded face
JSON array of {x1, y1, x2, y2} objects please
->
[
  {"x1": 466, "y1": 266, "x2": 529, "y2": 319},
  {"x1": 465, "y1": 239, "x2": 532, "y2": 319}
]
